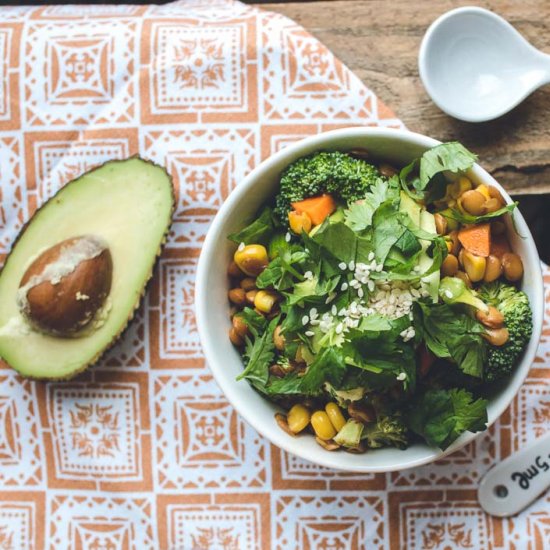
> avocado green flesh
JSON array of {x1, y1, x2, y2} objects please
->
[{"x1": 0, "y1": 158, "x2": 173, "y2": 378}]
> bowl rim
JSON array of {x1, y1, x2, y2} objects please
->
[{"x1": 195, "y1": 126, "x2": 544, "y2": 472}]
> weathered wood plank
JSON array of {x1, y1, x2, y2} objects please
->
[{"x1": 252, "y1": 0, "x2": 550, "y2": 195}]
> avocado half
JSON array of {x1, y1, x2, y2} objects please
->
[{"x1": 0, "y1": 157, "x2": 174, "y2": 379}]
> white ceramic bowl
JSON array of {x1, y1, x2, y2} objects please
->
[{"x1": 195, "y1": 127, "x2": 543, "y2": 472}]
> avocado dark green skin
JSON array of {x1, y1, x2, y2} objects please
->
[{"x1": 0, "y1": 156, "x2": 175, "y2": 380}]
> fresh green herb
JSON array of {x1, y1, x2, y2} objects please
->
[
  {"x1": 406, "y1": 388, "x2": 488, "y2": 449},
  {"x1": 237, "y1": 316, "x2": 280, "y2": 392},
  {"x1": 399, "y1": 142, "x2": 477, "y2": 203},
  {"x1": 300, "y1": 347, "x2": 347, "y2": 394},
  {"x1": 228, "y1": 206, "x2": 275, "y2": 246},
  {"x1": 442, "y1": 202, "x2": 516, "y2": 225},
  {"x1": 414, "y1": 301, "x2": 487, "y2": 378}
]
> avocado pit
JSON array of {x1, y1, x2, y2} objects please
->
[{"x1": 17, "y1": 235, "x2": 113, "y2": 336}]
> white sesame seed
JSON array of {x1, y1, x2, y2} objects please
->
[
  {"x1": 305, "y1": 330, "x2": 315, "y2": 337},
  {"x1": 335, "y1": 323, "x2": 344, "y2": 334},
  {"x1": 285, "y1": 232, "x2": 291, "y2": 242},
  {"x1": 341, "y1": 282, "x2": 348, "y2": 291},
  {"x1": 310, "y1": 307, "x2": 318, "y2": 318},
  {"x1": 376, "y1": 263, "x2": 384, "y2": 272},
  {"x1": 338, "y1": 262, "x2": 347, "y2": 270},
  {"x1": 348, "y1": 260, "x2": 355, "y2": 271},
  {"x1": 302, "y1": 315, "x2": 309, "y2": 326},
  {"x1": 396, "y1": 372, "x2": 407, "y2": 381},
  {"x1": 357, "y1": 288, "x2": 364, "y2": 298},
  {"x1": 368, "y1": 252, "x2": 375, "y2": 261},
  {"x1": 367, "y1": 280, "x2": 375, "y2": 292},
  {"x1": 238, "y1": 242, "x2": 245, "y2": 251},
  {"x1": 444, "y1": 289, "x2": 453, "y2": 299},
  {"x1": 304, "y1": 270, "x2": 313, "y2": 280}
]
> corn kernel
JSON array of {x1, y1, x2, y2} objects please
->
[
  {"x1": 254, "y1": 290, "x2": 278, "y2": 313},
  {"x1": 325, "y1": 402, "x2": 346, "y2": 431},
  {"x1": 476, "y1": 184, "x2": 491, "y2": 200},
  {"x1": 311, "y1": 411, "x2": 337, "y2": 440},
  {"x1": 288, "y1": 210, "x2": 312, "y2": 235},
  {"x1": 463, "y1": 251, "x2": 487, "y2": 283},
  {"x1": 287, "y1": 404, "x2": 310, "y2": 433}
]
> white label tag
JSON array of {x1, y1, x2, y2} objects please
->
[{"x1": 478, "y1": 432, "x2": 550, "y2": 517}]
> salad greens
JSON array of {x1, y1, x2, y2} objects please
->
[{"x1": 228, "y1": 143, "x2": 532, "y2": 454}]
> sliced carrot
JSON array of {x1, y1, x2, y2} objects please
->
[
  {"x1": 490, "y1": 234, "x2": 511, "y2": 259},
  {"x1": 458, "y1": 223, "x2": 491, "y2": 257},
  {"x1": 291, "y1": 194, "x2": 336, "y2": 226}
]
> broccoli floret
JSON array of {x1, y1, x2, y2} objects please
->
[
  {"x1": 477, "y1": 281, "x2": 533, "y2": 383},
  {"x1": 439, "y1": 276, "x2": 489, "y2": 312},
  {"x1": 274, "y1": 151, "x2": 381, "y2": 224},
  {"x1": 362, "y1": 414, "x2": 409, "y2": 450}
]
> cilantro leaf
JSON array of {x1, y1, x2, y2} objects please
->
[
  {"x1": 311, "y1": 222, "x2": 358, "y2": 263},
  {"x1": 344, "y1": 178, "x2": 398, "y2": 231},
  {"x1": 237, "y1": 316, "x2": 279, "y2": 392},
  {"x1": 228, "y1": 206, "x2": 275, "y2": 246},
  {"x1": 413, "y1": 302, "x2": 487, "y2": 378},
  {"x1": 442, "y1": 202, "x2": 517, "y2": 225},
  {"x1": 406, "y1": 388, "x2": 488, "y2": 449},
  {"x1": 300, "y1": 347, "x2": 347, "y2": 394},
  {"x1": 399, "y1": 143, "x2": 477, "y2": 203}
]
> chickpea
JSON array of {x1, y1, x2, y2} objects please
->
[
  {"x1": 455, "y1": 270, "x2": 473, "y2": 288},
  {"x1": 234, "y1": 244, "x2": 269, "y2": 276},
  {"x1": 482, "y1": 327, "x2": 510, "y2": 347},
  {"x1": 450, "y1": 177, "x2": 472, "y2": 199},
  {"x1": 488, "y1": 185, "x2": 506, "y2": 204},
  {"x1": 483, "y1": 254, "x2": 502, "y2": 283},
  {"x1": 441, "y1": 254, "x2": 459, "y2": 277},
  {"x1": 348, "y1": 402, "x2": 376, "y2": 424},
  {"x1": 476, "y1": 306, "x2": 505, "y2": 329},
  {"x1": 240, "y1": 277, "x2": 257, "y2": 291},
  {"x1": 288, "y1": 210, "x2": 312, "y2": 235},
  {"x1": 458, "y1": 248, "x2": 465, "y2": 268},
  {"x1": 228, "y1": 261, "x2": 244, "y2": 278},
  {"x1": 462, "y1": 251, "x2": 487, "y2": 283},
  {"x1": 325, "y1": 402, "x2": 346, "y2": 431},
  {"x1": 491, "y1": 220, "x2": 507, "y2": 235},
  {"x1": 502, "y1": 252, "x2": 524, "y2": 281},
  {"x1": 232, "y1": 315, "x2": 249, "y2": 337},
  {"x1": 311, "y1": 411, "x2": 337, "y2": 440},
  {"x1": 245, "y1": 289, "x2": 258, "y2": 306},
  {"x1": 228, "y1": 288, "x2": 246, "y2": 306},
  {"x1": 287, "y1": 404, "x2": 311, "y2": 434},
  {"x1": 229, "y1": 327, "x2": 243, "y2": 347},
  {"x1": 379, "y1": 163, "x2": 398, "y2": 178},
  {"x1": 483, "y1": 197, "x2": 504, "y2": 213},
  {"x1": 447, "y1": 230, "x2": 461, "y2": 256},
  {"x1": 434, "y1": 213, "x2": 448, "y2": 235},
  {"x1": 460, "y1": 190, "x2": 486, "y2": 216},
  {"x1": 273, "y1": 325, "x2": 286, "y2": 350}
]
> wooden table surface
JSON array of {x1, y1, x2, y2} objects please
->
[{"x1": 250, "y1": 0, "x2": 550, "y2": 197}]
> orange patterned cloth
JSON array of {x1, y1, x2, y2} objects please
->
[{"x1": 0, "y1": 1, "x2": 548, "y2": 548}]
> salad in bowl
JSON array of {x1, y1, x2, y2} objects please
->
[{"x1": 225, "y1": 142, "x2": 533, "y2": 455}]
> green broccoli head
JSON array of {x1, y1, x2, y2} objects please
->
[
  {"x1": 362, "y1": 414, "x2": 410, "y2": 450},
  {"x1": 477, "y1": 281, "x2": 533, "y2": 383},
  {"x1": 274, "y1": 151, "x2": 381, "y2": 224}
]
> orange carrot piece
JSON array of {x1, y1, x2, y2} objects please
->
[
  {"x1": 490, "y1": 234, "x2": 511, "y2": 259},
  {"x1": 291, "y1": 194, "x2": 336, "y2": 226},
  {"x1": 458, "y1": 223, "x2": 491, "y2": 257}
]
